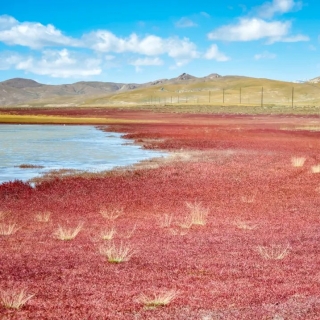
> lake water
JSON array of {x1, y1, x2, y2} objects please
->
[{"x1": 0, "y1": 124, "x2": 164, "y2": 184}]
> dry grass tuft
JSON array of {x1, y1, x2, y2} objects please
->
[
  {"x1": 159, "y1": 213, "x2": 173, "y2": 228},
  {"x1": 256, "y1": 244, "x2": 291, "y2": 260},
  {"x1": 100, "y1": 206, "x2": 124, "y2": 220},
  {"x1": 311, "y1": 165, "x2": 320, "y2": 173},
  {"x1": 241, "y1": 194, "x2": 256, "y2": 203},
  {"x1": 0, "y1": 289, "x2": 34, "y2": 309},
  {"x1": 99, "y1": 242, "x2": 134, "y2": 263},
  {"x1": 101, "y1": 227, "x2": 116, "y2": 240},
  {"x1": 234, "y1": 220, "x2": 258, "y2": 230},
  {"x1": 137, "y1": 289, "x2": 178, "y2": 308},
  {"x1": 291, "y1": 157, "x2": 306, "y2": 167},
  {"x1": 54, "y1": 223, "x2": 83, "y2": 240},
  {"x1": 35, "y1": 212, "x2": 51, "y2": 222},
  {"x1": 122, "y1": 224, "x2": 137, "y2": 239},
  {"x1": 0, "y1": 223, "x2": 20, "y2": 236},
  {"x1": 183, "y1": 202, "x2": 209, "y2": 226}
]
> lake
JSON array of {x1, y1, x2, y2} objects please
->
[{"x1": 0, "y1": 124, "x2": 164, "y2": 184}]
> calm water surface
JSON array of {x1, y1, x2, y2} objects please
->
[{"x1": 0, "y1": 125, "x2": 164, "y2": 184}]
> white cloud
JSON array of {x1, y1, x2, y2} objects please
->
[
  {"x1": 204, "y1": 44, "x2": 229, "y2": 61},
  {"x1": 208, "y1": 18, "x2": 290, "y2": 42},
  {"x1": 86, "y1": 31, "x2": 199, "y2": 60},
  {"x1": 280, "y1": 34, "x2": 309, "y2": 42},
  {"x1": 255, "y1": 0, "x2": 302, "y2": 19},
  {"x1": 0, "y1": 52, "x2": 22, "y2": 70},
  {"x1": 175, "y1": 17, "x2": 197, "y2": 28},
  {"x1": 0, "y1": 15, "x2": 79, "y2": 49},
  {"x1": 130, "y1": 57, "x2": 163, "y2": 72},
  {"x1": 254, "y1": 51, "x2": 277, "y2": 60},
  {"x1": 14, "y1": 49, "x2": 101, "y2": 78}
]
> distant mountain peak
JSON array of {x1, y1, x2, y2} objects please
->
[
  {"x1": 204, "y1": 73, "x2": 221, "y2": 79},
  {"x1": 2, "y1": 78, "x2": 42, "y2": 89},
  {"x1": 175, "y1": 73, "x2": 196, "y2": 81}
]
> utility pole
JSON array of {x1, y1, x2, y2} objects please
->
[{"x1": 261, "y1": 87, "x2": 264, "y2": 108}]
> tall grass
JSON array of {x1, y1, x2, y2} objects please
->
[
  {"x1": 54, "y1": 223, "x2": 83, "y2": 240},
  {"x1": 159, "y1": 213, "x2": 173, "y2": 228},
  {"x1": 100, "y1": 207, "x2": 123, "y2": 220},
  {"x1": 99, "y1": 242, "x2": 134, "y2": 263},
  {"x1": 35, "y1": 212, "x2": 51, "y2": 222},
  {"x1": 137, "y1": 289, "x2": 178, "y2": 308},
  {"x1": 0, "y1": 223, "x2": 19, "y2": 236},
  {"x1": 0, "y1": 289, "x2": 34, "y2": 309},
  {"x1": 256, "y1": 244, "x2": 291, "y2": 260},
  {"x1": 101, "y1": 227, "x2": 116, "y2": 240},
  {"x1": 178, "y1": 202, "x2": 209, "y2": 228},
  {"x1": 291, "y1": 157, "x2": 306, "y2": 167}
]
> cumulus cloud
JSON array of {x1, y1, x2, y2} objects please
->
[
  {"x1": 208, "y1": 18, "x2": 290, "y2": 42},
  {"x1": 13, "y1": 49, "x2": 101, "y2": 78},
  {"x1": 0, "y1": 15, "x2": 79, "y2": 49},
  {"x1": 0, "y1": 51, "x2": 22, "y2": 70},
  {"x1": 254, "y1": 51, "x2": 277, "y2": 60},
  {"x1": 175, "y1": 17, "x2": 197, "y2": 28},
  {"x1": 86, "y1": 31, "x2": 199, "y2": 60},
  {"x1": 254, "y1": 0, "x2": 302, "y2": 19},
  {"x1": 204, "y1": 44, "x2": 229, "y2": 61}
]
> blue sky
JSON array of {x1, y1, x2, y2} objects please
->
[{"x1": 0, "y1": 0, "x2": 318, "y2": 84}]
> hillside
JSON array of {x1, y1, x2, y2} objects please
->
[{"x1": 1, "y1": 74, "x2": 320, "y2": 109}]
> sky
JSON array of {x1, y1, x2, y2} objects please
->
[{"x1": 0, "y1": 0, "x2": 319, "y2": 84}]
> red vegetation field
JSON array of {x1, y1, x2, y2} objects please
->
[{"x1": 1, "y1": 110, "x2": 320, "y2": 319}]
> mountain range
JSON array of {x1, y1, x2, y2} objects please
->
[{"x1": 0, "y1": 73, "x2": 221, "y2": 106}]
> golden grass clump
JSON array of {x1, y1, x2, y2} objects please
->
[
  {"x1": 35, "y1": 212, "x2": 51, "y2": 222},
  {"x1": 100, "y1": 206, "x2": 124, "y2": 220},
  {"x1": 101, "y1": 227, "x2": 116, "y2": 240},
  {"x1": 0, "y1": 289, "x2": 34, "y2": 309},
  {"x1": 181, "y1": 202, "x2": 209, "y2": 227},
  {"x1": 159, "y1": 213, "x2": 173, "y2": 228},
  {"x1": 291, "y1": 157, "x2": 306, "y2": 167},
  {"x1": 311, "y1": 164, "x2": 320, "y2": 173},
  {"x1": 54, "y1": 223, "x2": 83, "y2": 240},
  {"x1": 241, "y1": 194, "x2": 256, "y2": 203},
  {"x1": 99, "y1": 242, "x2": 134, "y2": 263},
  {"x1": 137, "y1": 289, "x2": 178, "y2": 308},
  {"x1": 0, "y1": 223, "x2": 20, "y2": 236},
  {"x1": 256, "y1": 244, "x2": 291, "y2": 260}
]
